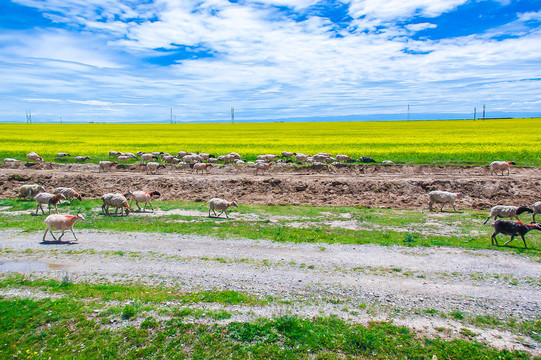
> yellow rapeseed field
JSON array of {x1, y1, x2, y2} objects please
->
[{"x1": 0, "y1": 118, "x2": 539, "y2": 165}]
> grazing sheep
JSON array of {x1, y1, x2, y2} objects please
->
[
  {"x1": 43, "y1": 213, "x2": 85, "y2": 242},
  {"x1": 75, "y1": 156, "x2": 90, "y2": 163},
  {"x1": 312, "y1": 154, "x2": 329, "y2": 163},
  {"x1": 483, "y1": 205, "x2": 533, "y2": 224},
  {"x1": 490, "y1": 161, "x2": 516, "y2": 176},
  {"x1": 35, "y1": 193, "x2": 66, "y2": 215},
  {"x1": 163, "y1": 155, "x2": 180, "y2": 164},
  {"x1": 282, "y1": 151, "x2": 296, "y2": 160},
  {"x1": 117, "y1": 155, "x2": 131, "y2": 164},
  {"x1": 140, "y1": 153, "x2": 156, "y2": 163},
  {"x1": 295, "y1": 154, "x2": 308, "y2": 163},
  {"x1": 382, "y1": 160, "x2": 395, "y2": 165},
  {"x1": 208, "y1": 158, "x2": 219, "y2": 164},
  {"x1": 56, "y1": 152, "x2": 71, "y2": 158},
  {"x1": 146, "y1": 162, "x2": 165, "y2": 174},
  {"x1": 125, "y1": 190, "x2": 161, "y2": 212},
  {"x1": 359, "y1": 157, "x2": 376, "y2": 163},
  {"x1": 491, "y1": 220, "x2": 541, "y2": 248},
  {"x1": 532, "y1": 201, "x2": 541, "y2": 223},
  {"x1": 177, "y1": 151, "x2": 188, "y2": 158},
  {"x1": 124, "y1": 152, "x2": 137, "y2": 159},
  {"x1": 192, "y1": 163, "x2": 213, "y2": 174},
  {"x1": 255, "y1": 162, "x2": 274, "y2": 175},
  {"x1": 428, "y1": 190, "x2": 464, "y2": 212},
  {"x1": 26, "y1": 152, "x2": 43, "y2": 163},
  {"x1": 101, "y1": 193, "x2": 130, "y2": 216},
  {"x1": 99, "y1": 161, "x2": 117, "y2": 173},
  {"x1": 4, "y1": 158, "x2": 21, "y2": 163},
  {"x1": 19, "y1": 184, "x2": 46, "y2": 199},
  {"x1": 109, "y1": 151, "x2": 121, "y2": 157},
  {"x1": 53, "y1": 187, "x2": 82, "y2": 202},
  {"x1": 208, "y1": 198, "x2": 238, "y2": 218},
  {"x1": 335, "y1": 154, "x2": 351, "y2": 163}
]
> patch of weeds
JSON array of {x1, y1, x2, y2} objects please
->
[
  {"x1": 121, "y1": 304, "x2": 137, "y2": 320},
  {"x1": 140, "y1": 316, "x2": 159, "y2": 329},
  {"x1": 459, "y1": 328, "x2": 478, "y2": 339},
  {"x1": 450, "y1": 311, "x2": 464, "y2": 320},
  {"x1": 403, "y1": 232, "x2": 416, "y2": 244}
]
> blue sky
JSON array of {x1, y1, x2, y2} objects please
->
[{"x1": 0, "y1": 0, "x2": 540, "y2": 123}]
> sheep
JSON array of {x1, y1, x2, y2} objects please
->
[
  {"x1": 177, "y1": 151, "x2": 188, "y2": 158},
  {"x1": 428, "y1": 190, "x2": 464, "y2": 212},
  {"x1": 382, "y1": 160, "x2": 395, "y2": 165},
  {"x1": 35, "y1": 193, "x2": 66, "y2": 215},
  {"x1": 75, "y1": 155, "x2": 90, "y2": 162},
  {"x1": 75, "y1": 156, "x2": 90, "y2": 163},
  {"x1": 532, "y1": 201, "x2": 541, "y2": 223},
  {"x1": 124, "y1": 152, "x2": 137, "y2": 159},
  {"x1": 192, "y1": 163, "x2": 213, "y2": 174},
  {"x1": 255, "y1": 162, "x2": 274, "y2": 175},
  {"x1": 43, "y1": 213, "x2": 85, "y2": 242},
  {"x1": 117, "y1": 155, "x2": 132, "y2": 165},
  {"x1": 109, "y1": 151, "x2": 121, "y2": 157},
  {"x1": 335, "y1": 154, "x2": 351, "y2": 163},
  {"x1": 147, "y1": 162, "x2": 165, "y2": 174},
  {"x1": 19, "y1": 184, "x2": 46, "y2": 199},
  {"x1": 491, "y1": 219, "x2": 541, "y2": 248},
  {"x1": 99, "y1": 161, "x2": 117, "y2": 173},
  {"x1": 208, "y1": 198, "x2": 238, "y2": 218},
  {"x1": 140, "y1": 153, "x2": 155, "y2": 163},
  {"x1": 312, "y1": 154, "x2": 329, "y2": 163},
  {"x1": 26, "y1": 152, "x2": 43, "y2": 163},
  {"x1": 282, "y1": 151, "x2": 296, "y2": 160},
  {"x1": 101, "y1": 193, "x2": 130, "y2": 216},
  {"x1": 56, "y1": 152, "x2": 71, "y2": 158},
  {"x1": 125, "y1": 190, "x2": 161, "y2": 212},
  {"x1": 295, "y1": 154, "x2": 308, "y2": 163},
  {"x1": 163, "y1": 155, "x2": 180, "y2": 164},
  {"x1": 483, "y1": 205, "x2": 533, "y2": 224},
  {"x1": 208, "y1": 158, "x2": 219, "y2": 164},
  {"x1": 490, "y1": 161, "x2": 516, "y2": 176},
  {"x1": 4, "y1": 158, "x2": 21, "y2": 163},
  {"x1": 53, "y1": 187, "x2": 82, "y2": 202}
]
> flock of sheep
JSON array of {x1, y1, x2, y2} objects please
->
[{"x1": 7, "y1": 151, "x2": 540, "y2": 248}]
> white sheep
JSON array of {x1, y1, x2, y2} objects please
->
[
  {"x1": 335, "y1": 154, "x2": 351, "y2": 163},
  {"x1": 483, "y1": 205, "x2": 534, "y2": 224},
  {"x1": 117, "y1": 155, "x2": 131, "y2": 164},
  {"x1": 75, "y1": 156, "x2": 90, "y2": 163},
  {"x1": 192, "y1": 163, "x2": 213, "y2": 174},
  {"x1": 208, "y1": 158, "x2": 219, "y2": 164},
  {"x1": 295, "y1": 154, "x2": 308, "y2": 163},
  {"x1": 532, "y1": 201, "x2": 541, "y2": 223},
  {"x1": 99, "y1": 161, "x2": 117, "y2": 173},
  {"x1": 382, "y1": 160, "x2": 395, "y2": 165},
  {"x1": 428, "y1": 190, "x2": 464, "y2": 212},
  {"x1": 43, "y1": 213, "x2": 85, "y2": 242},
  {"x1": 140, "y1": 153, "x2": 155, "y2": 163},
  {"x1": 19, "y1": 184, "x2": 46, "y2": 199},
  {"x1": 53, "y1": 187, "x2": 82, "y2": 202},
  {"x1": 26, "y1": 152, "x2": 43, "y2": 163},
  {"x1": 490, "y1": 161, "x2": 516, "y2": 176},
  {"x1": 4, "y1": 158, "x2": 21, "y2": 163},
  {"x1": 109, "y1": 151, "x2": 121, "y2": 157},
  {"x1": 312, "y1": 154, "x2": 329, "y2": 163},
  {"x1": 282, "y1": 151, "x2": 296, "y2": 160},
  {"x1": 125, "y1": 190, "x2": 161, "y2": 212},
  {"x1": 101, "y1": 193, "x2": 130, "y2": 216},
  {"x1": 56, "y1": 152, "x2": 71, "y2": 158},
  {"x1": 163, "y1": 155, "x2": 180, "y2": 164},
  {"x1": 208, "y1": 198, "x2": 238, "y2": 218},
  {"x1": 255, "y1": 162, "x2": 274, "y2": 175},
  {"x1": 35, "y1": 193, "x2": 66, "y2": 215},
  {"x1": 146, "y1": 162, "x2": 165, "y2": 174}
]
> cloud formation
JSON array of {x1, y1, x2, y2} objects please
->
[{"x1": 0, "y1": 0, "x2": 540, "y2": 122}]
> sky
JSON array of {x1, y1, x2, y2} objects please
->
[{"x1": 0, "y1": 0, "x2": 540, "y2": 123}]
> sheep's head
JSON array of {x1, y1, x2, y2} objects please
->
[
  {"x1": 456, "y1": 192, "x2": 464, "y2": 199},
  {"x1": 76, "y1": 213, "x2": 85, "y2": 221},
  {"x1": 232, "y1": 201, "x2": 239, "y2": 208},
  {"x1": 151, "y1": 191, "x2": 161, "y2": 198},
  {"x1": 76, "y1": 194, "x2": 82, "y2": 201},
  {"x1": 508, "y1": 161, "x2": 516, "y2": 165}
]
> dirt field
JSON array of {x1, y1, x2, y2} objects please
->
[{"x1": 1, "y1": 162, "x2": 540, "y2": 209}]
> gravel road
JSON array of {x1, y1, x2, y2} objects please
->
[{"x1": 1, "y1": 229, "x2": 540, "y2": 354}]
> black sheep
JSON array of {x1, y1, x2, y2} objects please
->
[{"x1": 491, "y1": 220, "x2": 541, "y2": 248}]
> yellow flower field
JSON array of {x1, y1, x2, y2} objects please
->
[{"x1": 0, "y1": 118, "x2": 539, "y2": 165}]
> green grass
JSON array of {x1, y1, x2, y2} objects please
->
[
  {"x1": 0, "y1": 277, "x2": 538, "y2": 360},
  {"x1": 1, "y1": 199, "x2": 541, "y2": 257}
]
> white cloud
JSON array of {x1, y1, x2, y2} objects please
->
[
  {"x1": 347, "y1": 0, "x2": 468, "y2": 20},
  {"x1": 406, "y1": 22, "x2": 437, "y2": 32}
]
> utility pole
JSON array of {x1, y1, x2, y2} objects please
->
[
  {"x1": 482, "y1": 104, "x2": 486, "y2": 119},
  {"x1": 231, "y1": 107, "x2": 235, "y2": 124},
  {"x1": 170, "y1": 108, "x2": 173, "y2": 124},
  {"x1": 407, "y1": 104, "x2": 410, "y2": 121},
  {"x1": 473, "y1": 107, "x2": 477, "y2": 120},
  {"x1": 60, "y1": 116, "x2": 62, "y2": 124},
  {"x1": 26, "y1": 111, "x2": 32, "y2": 124}
]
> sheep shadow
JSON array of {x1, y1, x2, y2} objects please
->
[{"x1": 39, "y1": 240, "x2": 79, "y2": 245}]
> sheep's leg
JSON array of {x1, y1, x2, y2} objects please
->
[
  {"x1": 520, "y1": 234, "x2": 527, "y2": 248},
  {"x1": 70, "y1": 228, "x2": 78, "y2": 241},
  {"x1": 483, "y1": 216, "x2": 491, "y2": 225},
  {"x1": 49, "y1": 229, "x2": 58, "y2": 241},
  {"x1": 36, "y1": 203, "x2": 40, "y2": 215},
  {"x1": 440, "y1": 204, "x2": 445, "y2": 212},
  {"x1": 534, "y1": 213, "x2": 537, "y2": 223},
  {"x1": 428, "y1": 201, "x2": 433, "y2": 212},
  {"x1": 452, "y1": 203, "x2": 457, "y2": 212},
  {"x1": 58, "y1": 231, "x2": 65, "y2": 241},
  {"x1": 225, "y1": 210, "x2": 229, "y2": 218},
  {"x1": 218, "y1": 210, "x2": 225, "y2": 218},
  {"x1": 43, "y1": 228, "x2": 49, "y2": 242},
  {"x1": 491, "y1": 233, "x2": 498, "y2": 246},
  {"x1": 503, "y1": 236, "x2": 515, "y2": 246},
  {"x1": 136, "y1": 201, "x2": 142, "y2": 211}
]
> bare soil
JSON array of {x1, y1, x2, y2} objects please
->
[
  {"x1": 1, "y1": 162, "x2": 541, "y2": 355},
  {"x1": 1, "y1": 162, "x2": 540, "y2": 209}
]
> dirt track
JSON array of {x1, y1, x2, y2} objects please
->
[{"x1": 1, "y1": 163, "x2": 540, "y2": 208}]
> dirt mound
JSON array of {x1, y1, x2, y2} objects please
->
[{"x1": 1, "y1": 163, "x2": 539, "y2": 209}]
